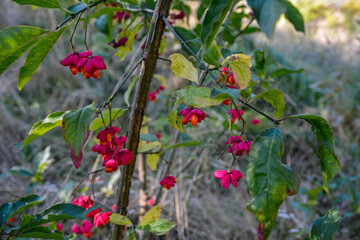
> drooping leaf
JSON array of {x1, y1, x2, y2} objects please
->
[
  {"x1": 168, "y1": 108, "x2": 184, "y2": 133},
  {"x1": 247, "y1": 128, "x2": 300, "y2": 240},
  {"x1": 310, "y1": 208, "x2": 341, "y2": 240},
  {"x1": 284, "y1": 0, "x2": 305, "y2": 33},
  {"x1": 147, "y1": 154, "x2": 160, "y2": 171},
  {"x1": 164, "y1": 140, "x2": 201, "y2": 150},
  {"x1": 210, "y1": 87, "x2": 240, "y2": 100},
  {"x1": 176, "y1": 86, "x2": 224, "y2": 108},
  {"x1": 89, "y1": 108, "x2": 125, "y2": 130},
  {"x1": 203, "y1": 41, "x2": 221, "y2": 67},
  {"x1": 270, "y1": 67, "x2": 304, "y2": 78},
  {"x1": 222, "y1": 54, "x2": 252, "y2": 89},
  {"x1": 170, "y1": 53, "x2": 198, "y2": 83},
  {"x1": 253, "y1": 89, "x2": 285, "y2": 119},
  {"x1": 138, "y1": 218, "x2": 176, "y2": 235},
  {"x1": 95, "y1": 14, "x2": 112, "y2": 41},
  {"x1": 18, "y1": 26, "x2": 68, "y2": 90},
  {"x1": 15, "y1": 227, "x2": 65, "y2": 240},
  {"x1": 109, "y1": 213, "x2": 133, "y2": 226},
  {"x1": 247, "y1": 0, "x2": 287, "y2": 37},
  {"x1": 9, "y1": 195, "x2": 46, "y2": 219},
  {"x1": 200, "y1": 0, "x2": 234, "y2": 51},
  {"x1": 138, "y1": 206, "x2": 162, "y2": 227},
  {"x1": 124, "y1": 76, "x2": 138, "y2": 106},
  {"x1": 23, "y1": 111, "x2": 68, "y2": 148},
  {"x1": 0, "y1": 203, "x2": 13, "y2": 232},
  {"x1": 62, "y1": 103, "x2": 96, "y2": 168},
  {"x1": 285, "y1": 115, "x2": 341, "y2": 191},
  {"x1": 11, "y1": 0, "x2": 62, "y2": 9},
  {"x1": 0, "y1": 26, "x2": 48, "y2": 76}
]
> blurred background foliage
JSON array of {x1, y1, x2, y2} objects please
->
[{"x1": 0, "y1": 0, "x2": 359, "y2": 239}]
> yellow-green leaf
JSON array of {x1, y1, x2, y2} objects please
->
[
  {"x1": 89, "y1": 108, "x2": 125, "y2": 130},
  {"x1": 170, "y1": 53, "x2": 198, "y2": 82},
  {"x1": 253, "y1": 89, "x2": 285, "y2": 119},
  {"x1": 109, "y1": 213, "x2": 133, "y2": 226},
  {"x1": 138, "y1": 141, "x2": 162, "y2": 153},
  {"x1": 147, "y1": 154, "x2": 160, "y2": 171},
  {"x1": 116, "y1": 22, "x2": 143, "y2": 61},
  {"x1": 139, "y1": 206, "x2": 162, "y2": 227},
  {"x1": 176, "y1": 86, "x2": 224, "y2": 108},
  {"x1": 222, "y1": 54, "x2": 252, "y2": 89}
]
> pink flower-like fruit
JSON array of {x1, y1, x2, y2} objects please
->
[
  {"x1": 214, "y1": 169, "x2": 243, "y2": 189},
  {"x1": 160, "y1": 176, "x2": 176, "y2": 190}
]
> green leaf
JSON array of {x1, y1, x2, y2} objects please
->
[
  {"x1": 164, "y1": 140, "x2": 201, "y2": 150},
  {"x1": 139, "y1": 206, "x2": 162, "y2": 227},
  {"x1": 138, "y1": 218, "x2": 176, "y2": 235},
  {"x1": 116, "y1": 22, "x2": 143, "y2": 61},
  {"x1": 203, "y1": 41, "x2": 221, "y2": 67},
  {"x1": 0, "y1": 203, "x2": 12, "y2": 232},
  {"x1": 247, "y1": 128, "x2": 300, "y2": 240},
  {"x1": 125, "y1": 76, "x2": 138, "y2": 106},
  {"x1": 95, "y1": 14, "x2": 112, "y2": 40},
  {"x1": 310, "y1": 208, "x2": 341, "y2": 240},
  {"x1": 285, "y1": 115, "x2": 341, "y2": 191},
  {"x1": 147, "y1": 154, "x2": 160, "y2": 171},
  {"x1": 210, "y1": 87, "x2": 240, "y2": 100},
  {"x1": 18, "y1": 26, "x2": 68, "y2": 90},
  {"x1": 201, "y1": 0, "x2": 234, "y2": 51},
  {"x1": 0, "y1": 26, "x2": 48, "y2": 76},
  {"x1": 109, "y1": 213, "x2": 133, "y2": 226},
  {"x1": 9, "y1": 195, "x2": 45, "y2": 219},
  {"x1": 11, "y1": 204, "x2": 98, "y2": 235},
  {"x1": 284, "y1": 0, "x2": 305, "y2": 33},
  {"x1": 15, "y1": 226, "x2": 65, "y2": 240},
  {"x1": 11, "y1": 0, "x2": 62, "y2": 9},
  {"x1": 170, "y1": 53, "x2": 198, "y2": 82},
  {"x1": 253, "y1": 89, "x2": 285, "y2": 119},
  {"x1": 168, "y1": 108, "x2": 184, "y2": 133},
  {"x1": 222, "y1": 54, "x2": 252, "y2": 89},
  {"x1": 247, "y1": 0, "x2": 287, "y2": 37},
  {"x1": 23, "y1": 111, "x2": 68, "y2": 148},
  {"x1": 89, "y1": 108, "x2": 125, "y2": 130},
  {"x1": 270, "y1": 67, "x2": 304, "y2": 78},
  {"x1": 62, "y1": 102, "x2": 96, "y2": 169},
  {"x1": 138, "y1": 142, "x2": 162, "y2": 153},
  {"x1": 176, "y1": 86, "x2": 224, "y2": 108}
]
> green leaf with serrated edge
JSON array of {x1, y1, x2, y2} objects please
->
[
  {"x1": 62, "y1": 102, "x2": 96, "y2": 169},
  {"x1": 116, "y1": 21, "x2": 143, "y2": 61},
  {"x1": 284, "y1": 115, "x2": 341, "y2": 191},
  {"x1": 138, "y1": 142, "x2": 162, "y2": 153},
  {"x1": 247, "y1": 0, "x2": 287, "y2": 37},
  {"x1": 0, "y1": 26, "x2": 48, "y2": 76},
  {"x1": 247, "y1": 128, "x2": 300, "y2": 240},
  {"x1": 270, "y1": 68, "x2": 304, "y2": 78},
  {"x1": 170, "y1": 53, "x2": 198, "y2": 83},
  {"x1": 11, "y1": 0, "x2": 62, "y2": 9},
  {"x1": 284, "y1": 0, "x2": 305, "y2": 33},
  {"x1": 310, "y1": 208, "x2": 341, "y2": 240},
  {"x1": 15, "y1": 227, "x2": 65, "y2": 240},
  {"x1": 200, "y1": 0, "x2": 234, "y2": 51},
  {"x1": 23, "y1": 111, "x2": 68, "y2": 148},
  {"x1": 9, "y1": 195, "x2": 45, "y2": 219},
  {"x1": 164, "y1": 140, "x2": 201, "y2": 150},
  {"x1": 138, "y1": 218, "x2": 176, "y2": 235},
  {"x1": 109, "y1": 213, "x2": 133, "y2": 226},
  {"x1": 18, "y1": 26, "x2": 68, "y2": 90},
  {"x1": 139, "y1": 206, "x2": 162, "y2": 227},
  {"x1": 0, "y1": 203, "x2": 12, "y2": 231},
  {"x1": 210, "y1": 87, "x2": 240, "y2": 100},
  {"x1": 92, "y1": 7, "x2": 128, "y2": 18},
  {"x1": 222, "y1": 54, "x2": 252, "y2": 89},
  {"x1": 10, "y1": 204, "x2": 99, "y2": 235},
  {"x1": 203, "y1": 41, "x2": 221, "y2": 67},
  {"x1": 125, "y1": 76, "x2": 138, "y2": 106},
  {"x1": 89, "y1": 108, "x2": 125, "y2": 130},
  {"x1": 168, "y1": 109, "x2": 184, "y2": 133},
  {"x1": 147, "y1": 154, "x2": 160, "y2": 171},
  {"x1": 253, "y1": 89, "x2": 285, "y2": 119},
  {"x1": 176, "y1": 86, "x2": 224, "y2": 108}
]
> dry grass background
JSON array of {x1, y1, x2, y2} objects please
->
[{"x1": 0, "y1": 0, "x2": 359, "y2": 239}]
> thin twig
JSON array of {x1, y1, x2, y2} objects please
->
[{"x1": 72, "y1": 167, "x2": 105, "y2": 199}]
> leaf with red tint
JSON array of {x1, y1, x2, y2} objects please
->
[{"x1": 62, "y1": 102, "x2": 96, "y2": 168}]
